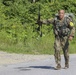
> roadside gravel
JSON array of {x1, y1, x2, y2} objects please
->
[{"x1": 0, "y1": 51, "x2": 51, "y2": 65}]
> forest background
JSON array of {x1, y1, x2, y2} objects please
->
[{"x1": 0, "y1": 0, "x2": 76, "y2": 54}]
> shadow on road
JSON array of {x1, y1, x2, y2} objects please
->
[
  {"x1": 29, "y1": 66, "x2": 54, "y2": 70},
  {"x1": 15, "y1": 66, "x2": 55, "y2": 71},
  {"x1": 15, "y1": 67, "x2": 31, "y2": 71}
]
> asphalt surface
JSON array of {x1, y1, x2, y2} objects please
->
[{"x1": 0, "y1": 54, "x2": 76, "y2": 75}]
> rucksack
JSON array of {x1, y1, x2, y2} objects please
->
[{"x1": 55, "y1": 13, "x2": 75, "y2": 25}]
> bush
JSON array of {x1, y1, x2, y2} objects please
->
[{"x1": 0, "y1": 0, "x2": 76, "y2": 54}]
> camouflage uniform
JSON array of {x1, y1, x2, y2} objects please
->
[{"x1": 42, "y1": 16, "x2": 75, "y2": 68}]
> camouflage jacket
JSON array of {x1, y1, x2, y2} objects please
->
[{"x1": 42, "y1": 17, "x2": 75, "y2": 37}]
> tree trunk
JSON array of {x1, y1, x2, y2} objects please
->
[{"x1": 32, "y1": 0, "x2": 36, "y2": 3}]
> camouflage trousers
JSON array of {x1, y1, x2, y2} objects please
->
[{"x1": 54, "y1": 36, "x2": 69, "y2": 66}]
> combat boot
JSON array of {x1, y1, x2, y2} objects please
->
[
  {"x1": 64, "y1": 63, "x2": 69, "y2": 69},
  {"x1": 54, "y1": 64, "x2": 61, "y2": 70}
]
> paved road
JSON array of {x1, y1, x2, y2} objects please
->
[{"x1": 0, "y1": 54, "x2": 76, "y2": 75}]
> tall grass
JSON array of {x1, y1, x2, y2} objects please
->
[
  {"x1": 0, "y1": 29, "x2": 76, "y2": 54},
  {"x1": 0, "y1": 30, "x2": 54, "y2": 54}
]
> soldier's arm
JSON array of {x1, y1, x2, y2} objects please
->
[
  {"x1": 67, "y1": 19, "x2": 75, "y2": 37},
  {"x1": 69, "y1": 22, "x2": 75, "y2": 37},
  {"x1": 41, "y1": 18, "x2": 54, "y2": 25}
]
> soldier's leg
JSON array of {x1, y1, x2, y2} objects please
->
[
  {"x1": 54, "y1": 37, "x2": 61, "y2": 69},
  {"x1": 61, "y1": 37, "x2": 69, "y2": 68}
]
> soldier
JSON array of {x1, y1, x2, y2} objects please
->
[{"x1": 39, "y1": 10, "x2": 75, "y2": 70}]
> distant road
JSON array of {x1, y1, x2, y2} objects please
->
[{"x1": 0, "y1": 54, "x2": 76, "y2": 75}]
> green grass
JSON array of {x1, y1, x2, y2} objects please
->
[
  {"x1": 0, "y1": 30, "x2": 76, "y2": 54},
  {"x1": 0, "y1": 31, "x2": 54, "y2": 54}
]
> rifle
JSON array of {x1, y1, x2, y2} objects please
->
[{"x1": 37, "y1": 5, "x2": 42, "y2": 37}]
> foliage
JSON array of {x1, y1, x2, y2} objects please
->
[{"x1": 0, "y1": 0, "x2": 76, "y2": 54}]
